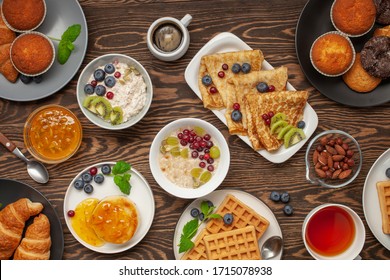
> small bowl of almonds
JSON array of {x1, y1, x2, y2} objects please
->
[{"x1": 305, "y1": 130, "x2": 362, "y2": 188}]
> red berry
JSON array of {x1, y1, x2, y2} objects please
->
[
  {"x1": 204, "y1": 148, "x2": 210, "y2": 154},
  {"x1": 106, "y1": 91, "x2": 114, "y2": 99},
  {"x1": 218, "y1": 71, "x2": 225, "y2": 78},
  {"x1": 203, "y1": 134, "x2": 211, "y2": 141},
  {"x1": 193, "y1": 142, "x2": 200, "y2": 149},
  {"x1": 265, "y1": 118, "x2": 271, "y2": 126},
  {"x1": 190, "y1": 130, "x2": 197, "y2": 137},
  {"x1": 191, "y1": 151, "x2": 198, "y2": 158},
  {"x1": 90, "y1": 167, "x2": 98, "y2": 176},
  {"x1": 189, "y1": 143, "x2": 194, "y2": 149},
  {"x1": 206, "y1": 141, "x2": 213, "y2": 148},
  {"x1": 180, "y1": 140, "x2": 188, "y2": 146},
  {"x1": 204, "y1": 153, "x2": 210, "y2": 160},
  {"x1": 183, "y1": 129, "x2": 190, "y2": 135},
  {"x1": 199, "y1": 162, "x2": 206, "y2": 168},
  {"x1": 200, "y1": 141, "x2": 207, "y2": 148},
  {"x1": 262, "y1": 113, "x2": 269, "y2": 120},
  {"x1": 182, "y1": 134, "x2": 190, "y2": 141},
  {"x1": 67, "y1": 210, "x2": 75, "y2": 218},
  {"x1": 222, "y1": 63, "x2": 229, "y2": 70},
  {"x1": 90, "y1": 80, "x2": 97, "y2": 87},
  {"x1": 114, "y1": 71, "x2": 121, "y2": 78},
  {"x1": 177, "y1": 133, "x2": 183, "y2": 139},
  {"x1": 195, "y1": 136, "x2": 202, "y2": 142},
  {"x1": 188, "y1": 136, "x2": 194, "y2": 143},
  {"x1": 207, "y1": 165, "x2": 214, "y2": 172},
  {"x1": 268, "y1": 111, "x2": 274, "y2": 118},
  {"x1": 207, "y1": 158, "x2": 214, "y2": 164},
  {"x1": 268, "y1": 85, "x2": 275, "y2": 92},
  {"x1": 233, "y1": 103, "x2": 240, "y2": 110},
  {"x1": 209, "y1": 87, "x2": 218, "y2": 94},
  {"x1": 199, "y1": 155, "x2": 204, "y2": 160}
]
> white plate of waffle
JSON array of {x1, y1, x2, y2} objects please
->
[
  {"x1": 173, "y1": 189, "x2": 283, "y2": 260},
  {"x1": 63, "y1": 162, "x2": 155, "y2": 254},
  {"x1": 184, "y1": 32, "x2": 318, "y2": 163},
  {"x1": 363, "y1": 148, "x2": 390, "y2": 251}
]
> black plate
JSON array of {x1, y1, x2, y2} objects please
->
[
  {"x1": 295, "y1": 0, "x2": 390, "y2": 107},
  {"x1": 0, "y1": 179, "x2": 64, "y2": 260}
]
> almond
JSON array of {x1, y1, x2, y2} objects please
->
[
  {"x1": 315, "y1": 168, "x2": 326, "y2": 178},
  {"x1": 315, "y1": 162, "x2": 322, "y2": 169},
  {"x1": 320, "y1": 136, "x2": 328, "y2": 146},
  {"x1": 313, "y1": 150, "x2": 319, "y2": 165},
  {"x1": 326, "y1": 145, "x2": 337, "y2": 155},
  {"x1": 332, "y1": 169, "x2": 342, "y2": 179},
  {"x1": 320, "y1": 151, "x2": 329, "y2": 158},
  {"x1": 335, "y1": 144, "x2": 346, "y2": 156},
  {"x1": 338, "y1": 169, "x2": 352, "y2": 179},
  {"x1": 327, "y1": 155, "x2": 334, "y2": 168},
  {"x1": 318, "y1": 155, "x2": 328, "y2": 166},
  {"x1": 332, "y1": 154, "x2": 345, "y2": 161}
]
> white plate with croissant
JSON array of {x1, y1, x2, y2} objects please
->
[{"x1": 0, "y1": 178, "x2": 64, "y2": 260}]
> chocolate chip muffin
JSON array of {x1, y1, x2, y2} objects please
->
[
  {"x1": 360, "y1": 36, "x2": 390, "y2": 79},
  {"x1": 374, "y1": 0, "x2": 390, "y2": 25}
]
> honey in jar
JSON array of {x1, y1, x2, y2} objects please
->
[{"x1": 24, "y1": 105, "x2": 82, "y2": 163}]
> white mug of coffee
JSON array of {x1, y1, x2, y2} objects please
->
[
  {"x1": 302, "y1": 203, "x2": 365, "y2": 260},
  {"x1": 147, "y1": 14, "x2": 192, "y2": 61}
]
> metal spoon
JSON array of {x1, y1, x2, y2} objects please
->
[
  {"x1": 0, "y1": 132, "x2": 49, "y2": 184},
  {"x1": 261, "y1": 235, "x2": 283, "y2": 260}
]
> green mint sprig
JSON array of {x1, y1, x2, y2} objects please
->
[
  {"x1": 111, "y1": 161, "x2": 132, "y2": 195},
  {"x1": 178, "y1": 201, "x2": 222, "y2": 253},
  {"x1": 49, "y1": 24, "x2": 81, "y2": 65}
]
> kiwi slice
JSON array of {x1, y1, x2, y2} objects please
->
[
  {"x1": 283, "y1": 128, "x2": 306, "y2": 148},
  {"x1": 270, "y1": 113, "x2": 287, "y2": 127},
  {"x1": 110, "y1": 106, "x2": 124, "y2": 125},
  {"x1": 270, "y1": 120, "x2": 288, "y2": 134},
  {"x1": 83, "y1": 96, "x2": 98, "y2": 114},
  {"x1": 277, "y1": 125, "x2": 293, "y2": 140},
  {"x1": 92, "y1": 97, "x2": 112, "y2": 120}
]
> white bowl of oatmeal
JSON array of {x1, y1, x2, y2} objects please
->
[
  {"x1": 77, "y1": 54, "x2": 153, "y2": 130},
  {"x1": 149, "y1": 118, "x2": 230, "y2": 199}
]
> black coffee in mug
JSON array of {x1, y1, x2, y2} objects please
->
[{"x1": 153, "y1": 23, "x2": 183, "y2": 53}]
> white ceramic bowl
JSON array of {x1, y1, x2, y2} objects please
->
[
  {"x1": 77, "y1": 54, "x2": 153, "y2": 130},
  {"x1": 149, "y1": 118, "x2": 230, "y2": 199}
]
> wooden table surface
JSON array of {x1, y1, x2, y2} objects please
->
[{"x1": 0, "y1": 0, "x2": 389, "y2": 260}]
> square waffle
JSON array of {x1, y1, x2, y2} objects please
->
[
  {"x1": 206, "y1": 194, "x2": 269, "y2": 240},
  {"x1": 181, "y1": 229, "x2": 209, "y2": 260},
  {"x1": 376, "y1": 181, "x2": 390, "y2": 234},
  {"x1": 203, "y1": 225, "x2": 261, "y2": 260}
]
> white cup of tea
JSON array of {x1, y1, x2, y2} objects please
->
[
  {"x1": 302, "y1": 203, "x2": 365, "y2": 260},
  {"x1": 147, "y1": 14, "x2": 192, "y2": 61}
]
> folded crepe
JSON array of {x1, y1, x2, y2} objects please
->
[
  {"x1": 199, "y1": 50, "x2": 264, "y2": 109},
  {"x1": 225, "y1": 66, "x2": 288, "y2": 135},
  {"x1": 244, "y1": 91, "x2": 308, "y2": 151}
]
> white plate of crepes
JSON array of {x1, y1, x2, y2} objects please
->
[
  {"x1": 63, "y1": 161, "x2": 155, "y2": 254},
  {"x1": 363, "y1": 148, "x2": 390, "y2": 251},
  {"x1": 185, "y1": 32, "x2": 318, "y2": 163},
  {"x1": 173, "y1": 189, "x2": 283, "y2": 260}
]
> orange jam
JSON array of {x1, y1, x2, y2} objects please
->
[{"x1": 24, "y1": 105, "x2": 82, "y2": 163}]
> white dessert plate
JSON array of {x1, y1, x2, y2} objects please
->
[
  {"x1": 63, "y1": 162, "x2": 155, "y2": 254},
  {"x1": 173, "y1": 189, "x2": 283, "y2": 260},
  {"x1": 185, "y1": 32, "x2": 318, "y2": 163},
  {"x1": 362, "y1": 148, "x2": 390, "y2": 251}
]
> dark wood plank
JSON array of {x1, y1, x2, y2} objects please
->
[{"x1": 0, "y1": 0, "x2": 389, "y2": 260}]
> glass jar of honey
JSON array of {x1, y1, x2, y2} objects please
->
[{"x1": 24, "y1": 105, "x2": 82, "y2": 164}]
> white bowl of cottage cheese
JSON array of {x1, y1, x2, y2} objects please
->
[
  {"x1": 77, "y1": 54, "x2": 153, "y2": 130},
  {"x1": 149, "y1": 118, "x2": 230, "y2": 199}
]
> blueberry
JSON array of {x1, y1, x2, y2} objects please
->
[
  {"x1": 297, "y1": 121, "x2": 306, "y2": 129},
  {"x1": 33, "y1": 75, "x2": 43, "y2": 84},
  {"x1": 104, "y1": 76, "x2": 116, "y2": 88},
  {"x1": 20, "y1": 74, "x2": 32, "y2": 84},
  {"x1": 386, "y1": 168, "x2": 390, "y2": 179},
  {"x1": 83, "y1": 183, "x2": 94, "y2": 194},
  {"x1": 270, "y1": 191, "x2": 280, "y2": 202},
  {"x1": 280, "y1": 192, "x2": 290, "y2": 203},
  {"x1": 82, "y1": 173, "x2": 93, "y2": 183},
  {"x1": 231, "y1": 110, "x2": 242, "y2": 122},
  {"x1": 198, "y1": 213, "x2": 205, "y2": 221},
  {"x1": 190, "y1": 208, "x2": 200, "y2": 218},
  {"x1": 94, "y1": 69, "x2": 105, "y2": 81},
  {"x1": 94, "y1": 174, "x2": 104, "y2": 184},
  {"x1": 104, "y1": 64, "x2": 115, "y2": 74},
  {"x1": 283, "y1": 205, "x2": 293, "y2": 216},
  {"x1": 256, "y1": 82, "x2": 269, "y2": 93},
  {"x1": 101, "y1": 164, "x2": 111, "y2": 175},
  {"x1": 202, "y1": 75, "x2": 212, "y2": 86},
  {"x1": 206, "y1": 200, "x2": 214, "y2": 208},
  {"x1": 84, "y1": 84, "x2": 95, "y2": 95},
  {"x1": 95, "y1": 85, "x2": 106, "y2": 96},
  {"x1": 241, "y1": 63, "x2": 251, "y2": 74},
  {"x1": 223, "y1": 213, "x2": 234, "y2": 225},
  {"x1": 74, "y1": 179, "x2": 84, "y2": 190},
  {"x1": 231, "y1": 63, "x2": 241, "y2": 74}
]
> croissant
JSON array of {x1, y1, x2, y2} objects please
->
[
  {"x1": 0, "y1": 198, "x2": 43, "y2": 260},
  {"x1": 13, "y1": 214, "x2": 51, "y2": 260},
  {"x1": 0, "y1": 7, "x2": 18, "y2": 83}
]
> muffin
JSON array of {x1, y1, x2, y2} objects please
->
[
  {"x1": 374, "y1": 0, "x2": 390, "y2": 25},
  {"x1": 331, "y1": 0, "x2": 376, "y2": 37},
  {"x1": 10, "y1": 32, "x2": 54, "y2": 76},
  {"x1": 342, "y1": 53, "x2": 382, "y2": 92},
  {"x1": 360, "y1": 36, "x2": 390, "y2": 79},
  {"x1": 310, "y1": 32, "x2": 355, "y2": 77},
  {"x1": 1, "y1": 0, "x2": 46, "y2": 32}
]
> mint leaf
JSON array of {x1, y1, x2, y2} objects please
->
[
  {"x1": 200, "y1": 201, "x2": 209, "y2": 216},
  {"x1": 114, "y1": 175, "x2": 130, "y2": 195},
  {"x1": 66, "y1": 41, "x2": 75, "y2": 51},
  {"x1": 208, "y1": 213, "x2": 222, "y2": 219},
  {"x1": 179, "y1": 235, "x2": 194, "y2": 253},
  {"x1": 182, "y1": 218, "x2": 199, "y2": 239},
  {"x1": 61, "y1": 24, "x2": 81, "y2": 42},
  {"x1": 58, "y1": 40, "x2": 72, "y2": 64},
  {"x1": 112, "y1": 161, "x2": 131, "y2": 175}
]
